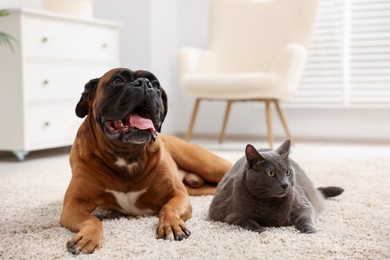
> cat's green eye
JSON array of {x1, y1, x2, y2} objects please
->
[
  {"x1": 286, "y1": 170, "x2": 292, "y2": 176},
  {"x1": 267, "y1": 171, "x2": 275, "y2": 177}
]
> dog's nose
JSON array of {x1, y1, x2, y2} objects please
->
[{"x1": 132, "y1": 78, "x2": 152, "y2": 88}]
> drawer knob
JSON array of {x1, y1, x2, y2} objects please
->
[
  {"x1": 43, "y1": 121, "x2": 50, "y2": 127},
  {"x1": 42, "y1": 79, "x2": 49, "y2": 86},
  {"x1": 41, "y1": 37, "x2": 48, "y2": 43},
  {"x1": 102, "y1": 43, "x2": 107, "y2": 48}
]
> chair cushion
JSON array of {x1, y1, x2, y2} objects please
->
[{"x1": 180, "y1": 72, "x2": 292, "y2": 100}]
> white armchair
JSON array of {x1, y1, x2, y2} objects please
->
[{"x1": 178, "y1": 0, "x2": 317, "y2": 147}]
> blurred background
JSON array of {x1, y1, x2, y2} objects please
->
[
  {"x1": 94, "y1": 0, "x2": 390, "y2": 143},
  {"x1": 0, "y1": 0, "x2": 389, "y2": 160}
]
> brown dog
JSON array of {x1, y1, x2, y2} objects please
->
[{"x1": 60, "y1": 68, "x2": 232, "y2": 254}]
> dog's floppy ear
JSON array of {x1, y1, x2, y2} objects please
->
[
  {"x1": 157, "y1": 88, "x2": 168, "y2": 132},
  {"x1": 75, "y1": 78, "x2": 99, "y2": 118}
]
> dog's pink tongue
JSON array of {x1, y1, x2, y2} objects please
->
[{"x1": 130, "y1": 114, "x2": 155, "y2": 132}]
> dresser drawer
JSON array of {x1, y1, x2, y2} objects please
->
[
  {"x1": 0, "y1": 9, "x2": 120, "y2": 158},
  {"x1": 22, "y1": 15, "x2": 119, "y2": 62},
  {"x1": 24, "y1": 63, "x2": 112, "y2": 100},
  {"x1": 25, "y1": 104, "x2": 82, "y2": 147}
]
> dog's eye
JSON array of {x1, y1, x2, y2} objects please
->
[
  {"x1": 112, "y1": 76, "x2": 125, "y2": 85},
  {"x1": 151, "y1": 80, "x2": 160, "y2": 89}
]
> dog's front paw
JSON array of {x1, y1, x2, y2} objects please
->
[
  {"x1": 66, "y1": 227, "x2": 103, "y2": 254},
  {"x1": 157, "y1": 218, "x2": 191, "y2": 241}
]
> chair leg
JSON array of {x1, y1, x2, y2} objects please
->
[
  {"x1": 185, "y1": 99, "x2": 201, "y2": 142},
  {"x1": 274, "y1": 100, "x2": 294, "y2": 143},
  {"x1": 265, "y1": 100, "x2": 273, "y2": 149},
  {"x1": 219, "y1": 101, "x2": 233, "y2": 143}
]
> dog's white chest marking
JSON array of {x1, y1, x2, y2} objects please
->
[
  {"x1": 115, "y1": 157, "x2": 138, "y2": 172},
  {"x1": 106, "y1": 188, "x2": 154, "y2": 216}
]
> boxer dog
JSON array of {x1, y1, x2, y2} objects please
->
[{"x1": 60, "y1": 68, "x2": 233, "y2": 254}]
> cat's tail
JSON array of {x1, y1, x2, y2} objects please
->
[{"x1": 317, "y1": 186, "x2": 344, "y2": 198}]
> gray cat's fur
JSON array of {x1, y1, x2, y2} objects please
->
[{"x1": 209, "y1": 139, "x2": 344, "y2": 233}]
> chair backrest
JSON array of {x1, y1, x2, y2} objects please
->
[{"x1": 208, "y1": 0, "x2": 317, "y2": 73}]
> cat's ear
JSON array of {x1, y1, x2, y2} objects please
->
[
  {"x1": 245, "y1": 144, "x2": 265, "y2": 168},
  {"x1": 276, "y1": 139, "x2": 291, "y2": 159}
]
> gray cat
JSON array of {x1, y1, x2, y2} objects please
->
[{"x1": 209, "y1": 139, "x2": 343, "y2": 234}]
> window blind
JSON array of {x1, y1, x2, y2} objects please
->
[
  {"x1": 349, "y1": 0, "x2": 390, "y2": 107},
  {"x1": 291, "y1": 0, "x2": 390, "y2": 108}
]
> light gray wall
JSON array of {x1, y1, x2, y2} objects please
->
[
  {"x1": 94, "y1": 0, "x2": 390, "y2": 142},
  {"x1": 93, "y1": 0, "x2": 151, "y2": 70},
  {"x1": 93, "y1": 0, "x2": 179, "y2": 133}
]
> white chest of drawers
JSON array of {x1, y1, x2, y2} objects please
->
[{"x1": 0, "y1": 8, "x2": 120, "y2": 160}]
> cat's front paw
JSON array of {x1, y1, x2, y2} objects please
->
[
  {"x1": 253, "y1": 227, "x2": 266, "y2": 233},
  {"x1": 299, "y1": 224, "x2": 317, "y2": 234},
  {"x1": 229, "y1": 217, "x2": 265, "y2": 233}
]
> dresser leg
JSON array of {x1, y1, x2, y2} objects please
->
[{"x1": 12, "y1": 150, "x2": 29, "y2": 161}]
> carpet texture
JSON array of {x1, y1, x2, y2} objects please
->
[{"x1": 0, "y1": 151, "x2": 389, "y2": 259}]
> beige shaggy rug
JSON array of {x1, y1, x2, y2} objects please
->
[{"x1": 0, "y1": 148, "x2": 389, "y2": 259}]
